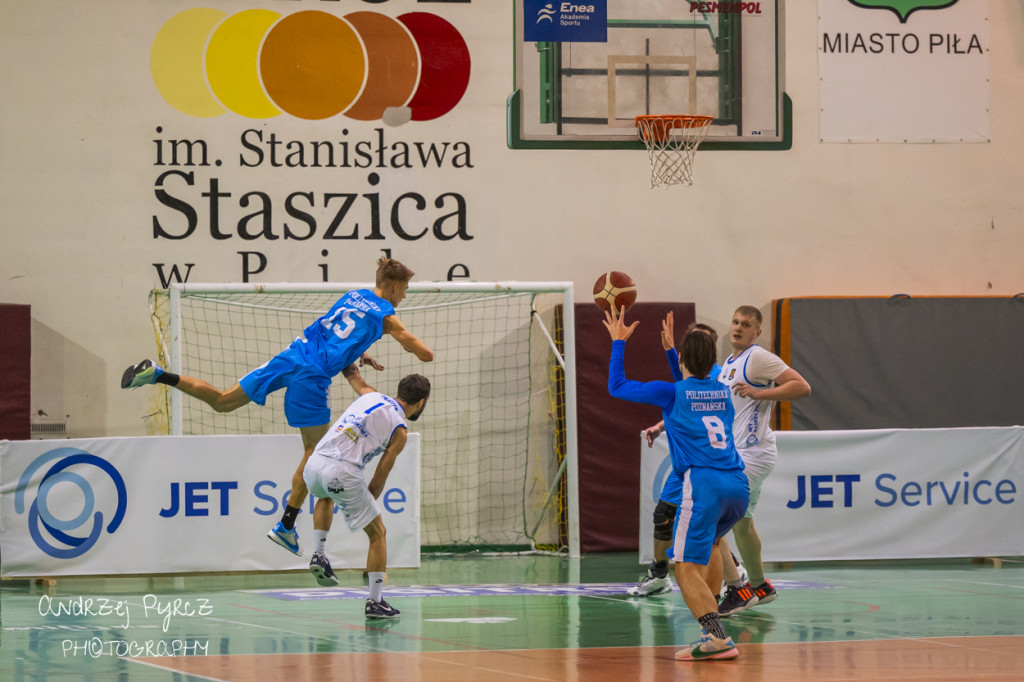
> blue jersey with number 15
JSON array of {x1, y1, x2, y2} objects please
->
[{"x1": 298, "y1": 289, "x2": 395, "y2": 376}]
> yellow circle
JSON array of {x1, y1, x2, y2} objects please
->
[
  {"x1": 151, "y1": 8, "x2": 226, "y2": 118},
  {"x1": 206, "y1": 10, "x2": 282, "y2": 118}
]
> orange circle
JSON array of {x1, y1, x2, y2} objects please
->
[
  {"x1": 343, "y1": 12, "x2": 419, "y2": 121},
  {"x1": 260, "y1": 11, "x2": 366, "y2": 120}
]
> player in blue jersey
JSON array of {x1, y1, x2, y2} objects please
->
[
  {"x1": 629, "y1": 314, "x2": 726, "y2": 597},
  {"x1": 121, "y1": 257, "x2": 434, "y2": 556},
  {"x1": 605, "y1": 308, "x2": 749, "y2": 661}
]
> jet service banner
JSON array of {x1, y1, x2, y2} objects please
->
[
  {"x1": 640, "y1": 427, "x2": 1022, "y2": 562},
  {"x1": 0, "y1": 434, "x2": 420, "y2": 577}
]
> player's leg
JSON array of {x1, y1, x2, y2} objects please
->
[
  {"x1": 671, "y1": 469, "x2": 738, "y2": 662},
  {"x1": 177, "y1": 379, "x2": 252, "y2": 412},
  {"x1": 363, "y1": 515, "x2": 399, "y2": 619},
  {"x1": 717, "y1": 534, "x2": 758, "y2": 617},
  {"x1": 268, "y1": 423, "x2": 329, "y2": 556},
  {"x1": 729, "y1": 453, "x2": 776, "y2": 605},
  {"x1": 675, "y1": 559, "x2": 737, "y2": 661},
  {"x1": 733, "y1": 517, "x2": 775, "y2": 604},
  {"x1": 121, "y1": 360, "x2": 252, "y2": 413},
  {"x1": 629, "y1": 498, "x2": 677, "y2": 597},
  {"x1": 307, "y1": 496, "x2": 339, "y2": 586},
  {"x1": 268, "y1": 369, "x2": 332, "y2": 555}
]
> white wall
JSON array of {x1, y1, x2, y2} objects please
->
[{"x1": 1, "y1": 1, "x2": 1020, "y2": 437}]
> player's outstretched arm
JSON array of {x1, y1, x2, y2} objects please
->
[
  {"x1": 342, "y1": 364, "x2": 377, "y2": 396},
  {"x1": 383, "y1": 315, "x2": 434, "y2": 362},
  {"x1": 643, "y1": 421, "x2": 665, "y2": 447},
  {"x1": 731, "y1": 368, "x2": 811, "y2": 401},
  {"x1": 368, "y1": 427, "x2": 407, "y2": 498}
]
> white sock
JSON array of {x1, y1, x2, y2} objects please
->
[
  {"x1": 368, "y1": 572, "x2": 385, "y2": 602},
  {"x1": 313, "y1": 530, "x2": 328, "y2": 556}
]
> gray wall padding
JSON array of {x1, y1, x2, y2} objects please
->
[{"x1": 782, "y1": 297, "x2": 1024, "y2": 430}]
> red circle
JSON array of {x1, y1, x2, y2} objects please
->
[{"x1": 398, "y1": 12, "x2": 471, "y2": 122}]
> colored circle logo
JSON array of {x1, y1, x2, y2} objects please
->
[
  {"x1": 15, "y1": 448, "x2": 127, "y2": 559},
  {"x1": 151, "y1": 9, "x2": 471, "y2": 121}
]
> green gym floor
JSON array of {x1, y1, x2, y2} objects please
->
[{"x1": 2, "y1": 553, "x2": 1022, "y2": 681}]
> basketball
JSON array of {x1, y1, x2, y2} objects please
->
[{"x1": 593, "y1": 271, "x2": 638, "y2": 314}]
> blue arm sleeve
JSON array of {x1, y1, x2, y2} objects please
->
[
  {"x1": 608, "y1": 340, "x2": 676, "y2": 407},
  {"x1": 666, "y1": 348, "x2": 683, "y2": 382}
]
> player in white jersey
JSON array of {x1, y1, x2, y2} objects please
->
[
  {"x1": 716, "y1": 305, "x2": 811, "y2": 617},
  {"x1": 303, "y1": 364, "x2": 430, "y2": 619}
]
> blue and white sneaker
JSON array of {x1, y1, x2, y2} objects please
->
[
  {"x1": 309, "y1": 552, "x2": 338, "y2": 586},
  {"x1": 267, "y1": 521, "x2": 302, "y2": 556},
  {"x1": 121, "y1": 359, "x2": 163, "y2": 388}
]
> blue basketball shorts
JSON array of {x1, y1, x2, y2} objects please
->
[
  {"x1": 239, "y1": 345, "x2": 332, "y2": 428},
  {"x1": 660, "y1": 468, "x2": 683, "y2": 506},
  {"x1": 673, "y1": 467, "x2": 750, "y2": 565}
]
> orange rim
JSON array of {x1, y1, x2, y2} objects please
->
[{"x1": 635, "y1": 114, "x2": 712, "y2": 142}]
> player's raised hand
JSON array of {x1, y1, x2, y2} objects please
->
[
  {"x1": 661, "y1": 311, "x2": 675, "y2": 351},
  {"x1": 359, "y1": 353, "x2": 384, "y2": 371},
  {"x1": 603, "y1": 308, "x2": 639, "y2": 342},
  {"x1": 643, "y1": 421, "x2": 664, "y2": 447}
]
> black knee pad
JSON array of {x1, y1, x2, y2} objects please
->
[{"x1": 653, "y1": 500, "x2": 678, "y2": 542}]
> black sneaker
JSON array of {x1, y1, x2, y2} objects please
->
[
  {"x1": 121, "y1": 359, "x2": 163, "y2": 388},
  {"x1": 718, "y1": 583, "x2": 759, "y2": 617},
  {"x1": 752, "y1": 579, "x2": 777, "y2": 605},
  {"x1": 309, "y1": 552, "x2": 338, "y2": 586},
  {"x1": 365, "y1": 598, "x2": 400, "y2": 619}
]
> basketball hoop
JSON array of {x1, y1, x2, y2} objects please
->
[{"x1": 635, "y1": 115, "x2": 713, "y2": 189}]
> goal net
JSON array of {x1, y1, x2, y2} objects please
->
[{"x1": 148, "y1": 282, "x2": 579, "y2": 556}]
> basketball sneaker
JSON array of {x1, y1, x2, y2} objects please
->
[
  {"x1": 719, "y1": 554, "x2": 750, "y2": 598},
  {"x1": 267, "y1": 521, "x2": 302, "y2": 556},
  {"x1": 309, "y1": 552, "x2": 338, "y2": 587},
  {"x1": 365, "y1": 598, "x2": 400, "y2": 619},
  {"x1": 752, "y1": 579, "x2": 777, "y2": 605},
  {"x1": 674, "y1": 629, "x2": 739, "y2": 661},
  {"x1": 121, "y1": 359, "x2": 163, "y2": 388},
  {"x1": 627, "y1": 569, "x2": 672, "y2": 597},
  {"x1": 718, "y1": 583, "x2": 759, "y2": 617}
]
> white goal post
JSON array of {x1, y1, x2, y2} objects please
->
[{"x1": 153, "y1": 281, "x2": 580, "y2": 557}]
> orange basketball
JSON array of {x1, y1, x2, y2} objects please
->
[{"x1": 593, "y1": 271, "x2": 638, "y2": 314}]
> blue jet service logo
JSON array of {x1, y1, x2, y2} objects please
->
[{"x1": 15, "y1": 448, "x2": 127, "y2": 558}]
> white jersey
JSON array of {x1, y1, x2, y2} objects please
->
[
  {"x1": 313, "y1": 392, "x2": 407, "y2": 469},
  {"x1": 718, "y1": 345, "x2": 790, "y2": 455}
]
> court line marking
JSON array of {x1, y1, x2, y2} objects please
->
[
  {"x1": 208, "y1": 615, "x2": 392, "y2": 654},
  {"x1": 124, "y1": 656, "x2": 230, "y2": 682},
  {"x1": 944, "y1": 579, "x2": 1024, "y2": 590}
]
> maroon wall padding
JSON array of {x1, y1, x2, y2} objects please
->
[
  {"x1": 0, "y1": 304, "x2": 31, "y2": 440},
  {"x1": 575, "y1": 302, "x2": 695, "y2": 553}
]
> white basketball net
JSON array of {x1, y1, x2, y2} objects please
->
[{"x1": 636, "y1": 115, "x2": 713, "y2": 189}]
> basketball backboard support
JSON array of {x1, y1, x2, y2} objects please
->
[{"x1": 508, "y1": 1, "x2": 790, "y2": 150}]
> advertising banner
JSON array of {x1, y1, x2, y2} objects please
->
[
  {"x1": 0, "y1": 434, "x2": 420, "y2": 577},
  {"x1": 639, "y1": 427, "x2": 1023, "y2": 563},
  {"x1": 818, "y1": 0, "x2": 989, "y2": 142}
]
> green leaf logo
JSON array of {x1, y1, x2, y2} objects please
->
[{"x1": 848, "y1": 0, "x2": 959, "y2": 23}]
